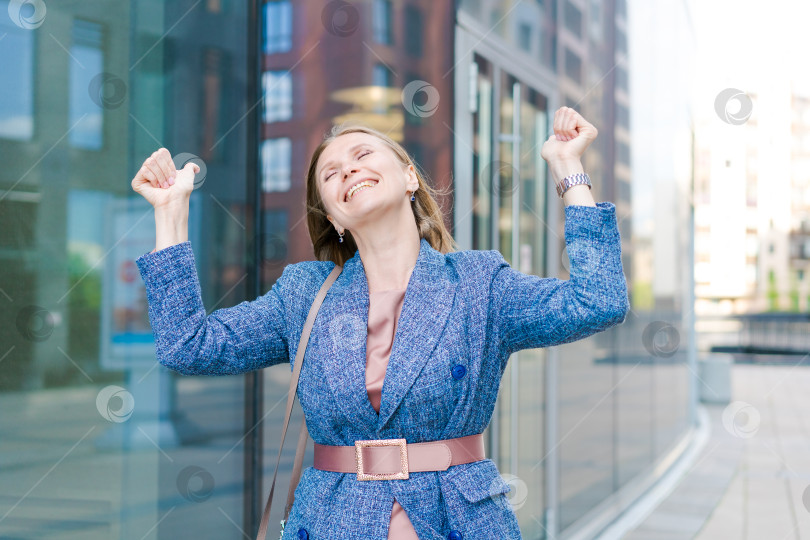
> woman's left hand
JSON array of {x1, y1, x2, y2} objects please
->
[{"x1": 541, "y1": 107, "x2": 598, "y2": 163}]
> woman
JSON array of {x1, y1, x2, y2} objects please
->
[{"x1": 131, "y1": 107, "x2": 630, "y2": 539}]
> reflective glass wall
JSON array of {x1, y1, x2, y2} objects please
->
[
  {"x1": 456, "y1": 0, "x2": 692, "y2": 538},
  {"x1": 0, "y1": 1, "x2": 255, "y2": 537}
]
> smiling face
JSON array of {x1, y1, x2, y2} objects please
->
[{"x1": 315, "y1": 131, "x2": 419, "y2": 233}]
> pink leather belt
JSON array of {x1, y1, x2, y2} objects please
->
[{"x1": 313, "y1": 433, "x2": 485, "y2": 481}]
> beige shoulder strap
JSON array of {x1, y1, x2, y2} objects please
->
[{"x1": 256, "y1": 264, "x2": 342, "y2": 540}]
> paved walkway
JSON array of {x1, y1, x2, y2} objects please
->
[{"x1": 623, "y1": 363, "x2": 810, "y2": 540}]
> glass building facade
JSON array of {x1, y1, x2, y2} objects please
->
[{"x1": 0, "y1": 1, "x2": 693, "y2": 538}]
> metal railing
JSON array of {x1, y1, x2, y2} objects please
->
[{"x1": 697, "y1": 313, "x2": 810, "y2": 356}]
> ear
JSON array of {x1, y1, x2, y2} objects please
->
[{"x1": 405, "y1": 164, "x2": 419, "y2": 192}]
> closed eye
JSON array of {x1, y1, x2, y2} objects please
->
[{"x1": 323, "y1": 149, "x2": 372, "y2": 181}]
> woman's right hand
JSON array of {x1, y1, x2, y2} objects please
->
[{"x1": 131, "y1": 148, "x2": 199, "y2": 209}]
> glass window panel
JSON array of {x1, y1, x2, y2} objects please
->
[
  {"x1": 617, "y1": 140, "x2": 631, "y2": 165},
  {"x1": 201, "y1": 47, "x2": 232, "y2": 164},
  {"x1": 518, "y1": 23, "x2": 532, "y2": 52},
  {"x1": 564, "y1": 0, "x2": 582, "y2": 38},
  {"x1": 460, "y1": 0, "x2": 554, "y2": 69},
  {"x1": 616, "y1": 102, "x2": 630, "y2": 129},
  {"x1": 472, "y1": 55, "x2": 493, "y2": 252},
  {"x1": 616, "y1": 0, "x2": 626, "y2": 19},
  {"x1": 263, "y1": 0, "x2": 292, "y2": 54},
  {"x1": 258, "y1": 209, "x2": 289, "y2": 290},
  {"x1": 261, "y1": 138, "x2": 291, "y2": 192},
  {"x1": 373, "y1": 0, "x2": 393, "y2": 45},
  {"x1": 589, "y1": 0, "x2": 602, "y2": 40},
  {"x1": 69, "y1": 19, "x2": 104, "y2": 150},
  {"x1": 405, "y1": 6, "x2": 423, "y2": 56},
  {"x1": 262, "y1": 70, "x2": 293, "y2": 122},
  {"x1": 558, "y1": 338, "x2": 616, "y2": 531},
  {"x1": 0, "y1": 0, "x2": 34, "y2": 141},
  {"x1": 0, "y1": 197, "x2": 37, "y2": 249},
  {"x1": 498, "y1": 75, "x2": 516, "y2": 263},
  {"x1": 616, "y1": 65, "x2": 628, "y2": 93},
  {"x1": 564, "y1": 48, "x2": 582, "y2": 84},
  {"x1": 616, "y1": 28, "x2": 627, "y2": 55}
]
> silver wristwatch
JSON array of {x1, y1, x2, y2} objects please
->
[{"x1": 556, "y1": 172, "x2": 592, "y2": 198}]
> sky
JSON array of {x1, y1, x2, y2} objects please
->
[
  {"x1": 629, "y1": 0, "x2": 810, "y2": 239},
  {"x1": 691, "y1": 0, "x2": 810, "y2": 99}
]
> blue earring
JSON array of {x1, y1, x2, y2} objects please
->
[
  {"x1": 410, "y1": 192, "x2": 415, "y2": 202},
  {"x1": 338, "y1": 230, "x2": 344, "y2": 243}
]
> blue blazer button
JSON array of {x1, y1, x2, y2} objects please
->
[
  {"x1": 297, "y1": 528, "x2": 309, "y2": 540},
  {"x1": 451, "y1": 364, "x2": 466, "y2": 380},
  {"x1": 448, "y1": 530, "x2": 463, "y2": 540}
]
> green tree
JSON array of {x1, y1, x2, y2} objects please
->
[
  {"x1": 767, "y1": 269, "x2": 779, "y2": 311},
  {"x1": 788, "y1": 270, "x2": 800, "y2": 312}
]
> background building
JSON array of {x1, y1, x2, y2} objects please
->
[
  {"x1": 690, "y1": 0, "x2": 810, "y2": 317},
  {"x1": 0, "y1": 1, "x2": 695, "y2": 538},
  {"x1": 693, "y1": 84, "x2": 810, "y2": 315},
  {"x1": 789, "y1": 92, "x2": 810, "y2": 310}
]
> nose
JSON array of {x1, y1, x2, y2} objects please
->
[{"x1": 342, "y1": 164, "x2": 359, "y2": 179}]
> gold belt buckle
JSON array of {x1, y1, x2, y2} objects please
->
[{"x1": 355, "y1": 438, "x2": 409, "y2": 481}]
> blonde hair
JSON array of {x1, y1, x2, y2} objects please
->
[{"x1": 305, "y1": 124, "x2": 457, "y2": 265}]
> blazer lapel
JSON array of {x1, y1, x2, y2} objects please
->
[
  {"x1": 316, "y1": 238, "x2": 457, "y2": 438},
  {"x1": 375, "y1": 238, "x2": 456, "y2": 432},
  {"x1": 315, "y1": 249, "x2": 379, "y2": 437}
]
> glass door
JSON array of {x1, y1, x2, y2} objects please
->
[
  {"x1": 470, "y1": 54, "x2": 494, "y2": 251},
  {"x1": 467, "y1": 52, "x2": 551, "y2": 538}
]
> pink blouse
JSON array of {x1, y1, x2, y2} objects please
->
[{"x1": 366, "y1": 289, "x2": 420, "y2": 540}]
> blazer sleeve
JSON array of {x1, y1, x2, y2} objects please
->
[
  {"x1": 135, "y1": 241, "x2": 289, "y2": 375},
  {"x1": 490, "y1": 201, "x2": 630, "y2": 358}
]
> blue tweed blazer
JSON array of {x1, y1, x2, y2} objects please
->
[{"x1": 135, "y1": 201, "x2": 630, "y2": 539}]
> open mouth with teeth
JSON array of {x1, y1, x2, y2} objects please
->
[{"x1": 345, "y1": 179, "x2": 378, "y2": 202}]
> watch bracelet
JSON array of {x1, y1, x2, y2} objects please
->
[{"x1": 556, "y1": 172, "x2": 591, "y2": 198}]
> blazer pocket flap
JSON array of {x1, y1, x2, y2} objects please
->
[{"x1": 445, "y1": 459, "x2": 512, "y2": 503}]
